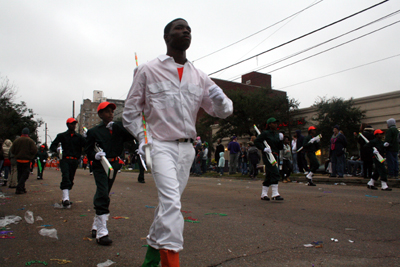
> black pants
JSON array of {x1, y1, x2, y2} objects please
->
[
  {"x1": 297, "y1": 152, "x2": 309, "y2": 173},
  {"x1": 306, "y1": 152, "x2": 319, "y2": 173},
  {"x1": 249, "y1": 162, "x2": 258, "y2": 178},
  {"x1": 262, "y1": 154, "x2": 280, "y2": 187},
  {"x1": 281, "y1": 159, "x2": 292, "y2": 180},
  {"x1": 363, "y1": 160, "x2": 373, "y2": 178},
  {"x1": 372, "y1": 158, "x2": 387, "y2": 182},
  {"x1": 17, "y1": 162, "x2": 30, "y2": 192},
  {"x1": 137, "y1": 157, "x2": 145, "y2": 182},
  {"x1": 59, "y1": 159, "x2": 79, "y2": 190},
  {"x1": 93, "y1": 160, "x2": 121, "y2": 215}
]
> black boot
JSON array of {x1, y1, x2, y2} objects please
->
[{"x1": 97, "y1": 235, "x2": 112, "y2": 245}]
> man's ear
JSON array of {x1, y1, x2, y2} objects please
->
[{"x1": 163, "y1": 34, "x2": 169, "y2": 43}]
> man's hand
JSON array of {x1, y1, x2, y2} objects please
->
[
  {"x1": 95, "y1": 151, "x2": 106, "y2": 160},
  {"x1": 138, "y1": 137, "x2": 153, "y2": 157},
  {"x1": 208, "y1": 85, "x2": 225, "y2": 104},
  {"x1": 264, "y1": 147, "x2": 272, "y2": 154}
]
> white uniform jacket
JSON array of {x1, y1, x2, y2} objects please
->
[{"x1": 123, "y1": 55, "x2": 233, "y2": 141}]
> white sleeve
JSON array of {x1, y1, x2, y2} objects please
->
[
  {"x1": 201, "y1": 77, "x2": 233, "y2": 119},
  {"x1": 123, "y1": 67, "x2": 146, "y2": 139}
]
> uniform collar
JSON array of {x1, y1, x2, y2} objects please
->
[{"x1": 157, "y1": 55, "x2": 193, "y2": 66}]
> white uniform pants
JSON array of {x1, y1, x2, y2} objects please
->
[{"x1": 146, "y1": 139, "x2": 195, "y2": 252}]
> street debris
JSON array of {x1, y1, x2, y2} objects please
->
[
  {"x1": 25, "y1": 260, "x2": 48, "y2": 266},
  {"x1": 0, "y1": 215, "x2": 22, "y2": 227},
  {"x1": 145, "y1": 205, "x2": 155, "y2": 208},
  {"x1": 50, "y1": 259, "x2": 72, "y2": 264},
  {"x1": 112, "y1": 216, "x2": 129, "y2": 219},
  {"x1": 25, "y1": 211, "x2": 34, "y2": 224},
  {"x1": 38, "y1": 228, "x2": 58, "y2": 239},
  {"x1": 97, "y1": 260, "x2": 115, "y2": 267},
  {"x1": 349, "y1": 240, "x2": 355, "y2": 243},
  {"x1": 83, "y1": 237, "x2": 92, "y2": 241}
]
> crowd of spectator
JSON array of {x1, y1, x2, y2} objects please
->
[{"x1": 188, "y1": 118, "x2": 399, "y2": 185}]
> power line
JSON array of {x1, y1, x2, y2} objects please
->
[
  {"x1": 267, "y1": 19, "x2": 400, "y2": 73},
  {"x1": 228, "y1": 9, "x2": 400, "y2": 81},
  {"x1": 193, "y1": 0, "x2": 324, "y2": 63},
  {"x1": 208, "y1": 0, "x2": 389, "y2": 76},
  {"x1": 275, "y1": 53, "x2": 400, "y2": 90}
]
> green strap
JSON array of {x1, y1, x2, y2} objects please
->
[{"x1": 142, "y1": 245, "x2": 160, "y2": 267}]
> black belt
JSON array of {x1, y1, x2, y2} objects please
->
[{"x1": 175, "y1": 138, "x2": 194, "y2": 143}]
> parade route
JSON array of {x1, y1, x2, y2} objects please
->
[{"x1": 1, "y1": 168, "x2": 399, "y2": 266}]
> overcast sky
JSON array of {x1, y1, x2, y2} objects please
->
[{"x1": 1, "y1": 0, "x2": 399, "y2": 144}]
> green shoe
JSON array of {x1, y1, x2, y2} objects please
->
[{"x1": 142, "y1": 245, "x2": 160, "y2": 267}]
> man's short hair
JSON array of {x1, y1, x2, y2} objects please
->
[{"x1": 164, "y1": 18, "x2": 187, "y2": 34}]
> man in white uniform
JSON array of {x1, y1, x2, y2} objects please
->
[{"x1": 123, "y1": 18, "x2": 233, "y2": 267}]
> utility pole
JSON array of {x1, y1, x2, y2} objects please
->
[
  {"x1": 72, "y1": 101, "x2": 75, "y2": 118},
  {"x1": 45, "y1": 123, "x2": 48, "y2": 145}
]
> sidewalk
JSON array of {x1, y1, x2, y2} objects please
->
[
  {"x1": 194, "y1": 172, "x2": 400, "y2": 188},
  {"x1": 290, "y1": 173, "x2": 400, "y2": 188}
]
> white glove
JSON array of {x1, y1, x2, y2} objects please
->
[
  {"x1": 43, "y1": 160, "x2": 46, "y2": 163},
  {"x1": 106, "y1": 121, "x2": 114, "y2": 130},
  {"x1": 373, "y1": 149, "x2": 379, "y2": 155},
  {"x1": 315, "y1": 138, "x2": 321, "y2": 143},
  {"x1": 208, "y1": 85, "x2": 225, "y2": 104},
  {"x1": 82, "y1": 131, "x2": 87, "y2": 138},
  {"x1": 310, "y1": 137, "x2": 316, "y2": 143},
  {"x1": 138, "y1": 136, "x2": 153, "y2": 157},
  {"x1": 57, "y1": 147, "x2": 62, "y2": 152},
  {"x1": 264, "y1": 147, "x2": 272, "y2": 154},
  {"x1": 383, "y1": 142, "x2": 389, "y2": 147},
  {"x1": 95, "y1": 151, "x2": 106, "y2": 160},
  {"x1": 279, "y1": 133, "x2": 284, "y2": 141}
]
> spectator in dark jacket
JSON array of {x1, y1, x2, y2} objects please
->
[
  {"x1": 228, "y1": 136, "x2": 240, "y2": 174},
  {"x1": 10, "y1": 128, "x2": 37, "y2": 194},
  {"x1": 384, "y1": 118, "x2": 399, "y2": 179},
  {"x1": 357, "y1": 124, "x2": 374, "y2": 179},
  {"x1": 295, "y1": 130, "x2": 309, "y2": 174},
  {"x1": 247, "y1": 141, "x2": 260, "y2": 179},
  {"x1": 329, "y1": 125, "x2": 347, "y2": 178},
  {"x1": 214, "y1": 138, "x2": 224, "y2": 172}
]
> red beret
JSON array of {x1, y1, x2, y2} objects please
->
[{"x1": 97, "y1": 102, "x2": 116, "y2": 112}]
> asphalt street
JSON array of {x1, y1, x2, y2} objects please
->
[{"x1": 1, "y1": 168, "x2": 399, "y2": 266}]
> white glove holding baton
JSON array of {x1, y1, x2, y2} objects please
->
[
  {"x1": 208, "y1": 85, "x2": 225, "y2": 104},
  {"x1": 373, "y1": 149, "x2": 379, "y2": 155},
  {"x1": 95, "y1": 151, "x2": 106, "y2": 160},
  {"x1": 137, "y1": 132, "x2": 153, "y2": 157},
  {"x1": 384, "y1": 142, "x2": 389, "y2": 147},
  {"x1": 264, "y1": 147, "x2": 272, "y2": 154}
]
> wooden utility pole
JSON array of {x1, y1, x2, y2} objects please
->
[
  {"x1": 72, "y1": 101, "x2": 75, "y2": 118},
  {"x1": 45, "y1": 123, "x2": 48, "y2": 145}
]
